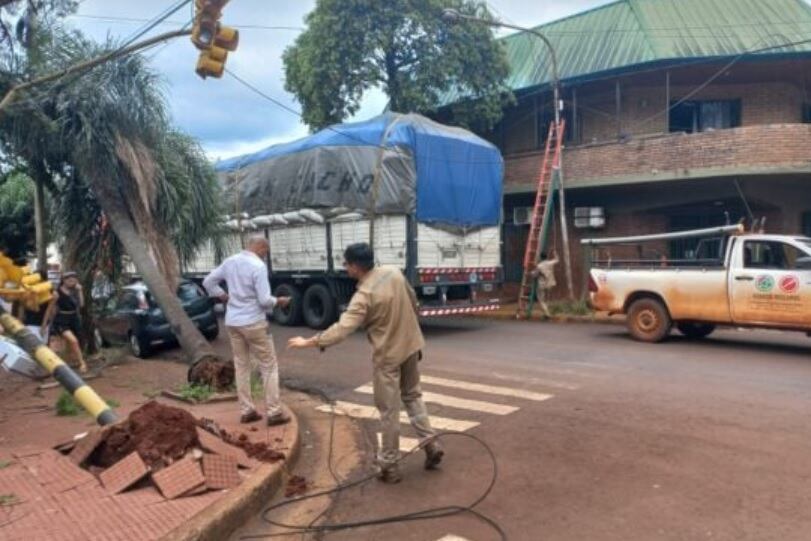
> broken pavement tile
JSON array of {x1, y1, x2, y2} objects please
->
[
  {"x1": 68, "y1": 429, "x2": 106, "y2": 466},
  {"x1": 195, "y1": 428, "x2": 254, "y2": 469},
  {"x1": 99, "y1": 452, "x2": 149, "y2": 494},
  {"x1": 202, "y1": 454, "x2": 241, "y2": 490},
  {"x1": 151, "y1": 458, "x2": 205, "y2": 500}
]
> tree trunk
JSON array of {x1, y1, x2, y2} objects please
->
[
  {"x1": 32, "y1": 166, "x2": 48, "y2": 277},
  {"x1": 90, "y1": 186, "x2": 219, "y2": 366}
]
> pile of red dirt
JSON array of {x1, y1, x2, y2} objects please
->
[
  {"x1": 225, "y1": 432, "x2": 285, "y2": 463},
  {"x1": 93, "y1": 401, "x2": 199, "y2": 469}
]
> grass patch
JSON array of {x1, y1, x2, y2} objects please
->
[
  {"x1": 55, "y1": 391, "x2": 119, "y2": 416},
  {"x1": 55, "y1": 391, "x2": 81, "y2": 417},
  {"x1": 0, "y1": 460, "x2": 13, "y2": 470},
  {"x1": 142, "y1": 389, "x2": 160, "y2": 399},
  {"x1": 251, "y1": 373, "x2": 263, "y2": 398},
  {"x1": 177, "y1": 383, "x2": 214, "y2": 403},
  {"x1": 0, "y1": 494, "x2": 18, "y2": 507}
]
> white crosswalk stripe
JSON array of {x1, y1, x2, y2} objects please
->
[
  {"x1": 376, "y1": 432, "x2": 420, "y2": 453},
  {"x1": 437, "y1": 536, "x2": 471, "y2": 541},
  {"x1": 421, "y1": 375, "x2": 554, "y2": 402},
  {"x1": 354, "y1": 384, "x2": 520, "y2": 415},
  {"x1": 316, "y1": 401, "x2": 479, "y2": 431}
]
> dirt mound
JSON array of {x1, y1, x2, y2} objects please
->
[
  {"x1": 197, "y1": 418, "x2": 285, "y2": 463},
  {"x1": 188, "y1": 359, "x2": 235, "y2": 391},
  {"x1": 93, "y1": 401, "x2": 199, "y2": 469}
]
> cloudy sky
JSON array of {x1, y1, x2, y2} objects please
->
[{"x1": 67, "y1": 1, "x2": 612, "y2": 160}]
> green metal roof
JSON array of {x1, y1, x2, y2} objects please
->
[{"x1": 443, "y1": 0, "x2": 811, "y2": 103}]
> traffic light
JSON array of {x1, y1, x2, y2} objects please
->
[{"x1": 191, "y1": 0, "x2": 239, "y2": 79}]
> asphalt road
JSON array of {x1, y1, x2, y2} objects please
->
[{"x1": 228, "y1": 319, "x2": 811, "y2": 541}]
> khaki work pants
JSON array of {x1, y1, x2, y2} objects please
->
[
  {"x1": 227, "y1": 320, "x2": 281, "y2": 417},
  {"x1": 373, "y1": 352, "x2": 435, "y2": 468}
]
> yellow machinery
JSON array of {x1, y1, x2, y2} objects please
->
[
  {"x1": 0, "y1": 251, "x2": 53, "y2": 311},
  {"x1": 0, "y1": 252, "x2": 117, "y2": 425}
]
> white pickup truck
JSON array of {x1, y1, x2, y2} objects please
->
[{"x1": 587, "y1": 228, "x2": 811, "y2": 342}]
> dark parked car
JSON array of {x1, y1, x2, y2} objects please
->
[{"x1": 95, "y1": 281, "x2": 219, "y2": 358}]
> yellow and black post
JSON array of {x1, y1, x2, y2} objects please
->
[{"x1": 0, "y1": 306, "x2": 117, "y2": 426}]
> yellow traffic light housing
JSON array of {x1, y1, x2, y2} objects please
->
[
  {"x1": 196, "y1": 45, "x2": 227, "y2": 79},
  {"x1": 191, "y1": 0, "x2": 238, "y2": 79},
  {"x1": 215, "y1": 25, "x2": 239, "y2": 51}
]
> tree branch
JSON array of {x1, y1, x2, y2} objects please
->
[{"x1": 0, "y1": 28, "x2": 191, "y2": 114}]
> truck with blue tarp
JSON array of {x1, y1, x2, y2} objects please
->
[{"x1": 186, "y1": 113, "x2": 504, "y2": 330}]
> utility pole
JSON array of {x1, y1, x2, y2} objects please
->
[{"x1": 441, "y1": 9, "x2": 576, "y2": 300}]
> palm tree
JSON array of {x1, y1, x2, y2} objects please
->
[{"x1": 1, "y1": 29, "x2": 224, "y2": 366}]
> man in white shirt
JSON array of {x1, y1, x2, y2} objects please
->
[{"x1": 203, "y1": 236, "x2": 291, "y2": 426}]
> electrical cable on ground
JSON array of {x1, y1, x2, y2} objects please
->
[{"x1": 242, "y1": 380, "x2": 508, "y2": 540}]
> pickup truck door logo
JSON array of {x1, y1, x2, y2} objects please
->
[
  {"x1": 779, "y1": 275, "x2": 800, "y2": 294},
  {"x1": 755, "y1": 275, "x2": 774, "y2": 293}
]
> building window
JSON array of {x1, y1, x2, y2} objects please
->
[
  {"x1": 803, "y1": 212, "x2": 811, "y2": 237},
  {"x1": 803, "y1": 104, "x2": 811, "y2": 124},
  {"x1": 669, "y1": 100, "x2": 741, "y2": 134}
]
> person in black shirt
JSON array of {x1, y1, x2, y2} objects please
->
[{"x1": 41, "y1": 271, "x2": 88, "y2": 373}]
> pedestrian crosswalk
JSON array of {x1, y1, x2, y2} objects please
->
[
  {"x1": 354, "y1": 384, "x2": 520, "y2": 415},
  {"x1": 315, "y1": 373, "x2": 567, "y2": 453}
]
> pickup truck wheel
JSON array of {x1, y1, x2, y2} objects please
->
[
  {"x1": 273, "y1": 284, "x2": 303, "y2": 326},
  {"x1": 627, "y1": 298, "x2": 672, "y2": 343},
  {"x1": 303, "y1": 284, "x2": 337, "y2": 330},
  {"x1": 677, "y1": 323, "x2": 716, "y2": 339}
]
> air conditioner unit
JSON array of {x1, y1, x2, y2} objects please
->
[
  {"x1": 574, "y1": 207, "x2": 606, "y2": 229},
  {"x1": 513, "y1": 207, "x2": 533, "y2": 225}
]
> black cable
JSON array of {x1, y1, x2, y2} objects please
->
[
  {"x1": 240, "y1": 428, "x2": 506, "y2": 540},
  {"x1": 119, "y1": 0, "x2": 191, "y2": 50}
]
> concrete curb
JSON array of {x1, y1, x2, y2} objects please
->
[
  {"x1": 466, "y1": 311, "x2": 626, "y2": 325},
  {"x1": 160, "y1": 404, "x2": 301, "y2": 541}
]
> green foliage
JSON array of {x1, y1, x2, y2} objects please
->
[
  {"x1": 177, "y1": 383, "x2": 214, "y2": 403},
  {"x1": 55, "y1": 390, "x2": 80, "y2": 416},
  {"x1": 0, "y1": 460, "x2": 13, "y2": 469},
  {"x1": 0, "y1": 494, "x2": 18, "y2": 506},
  {"x1": 283, "y1": 0, "x2": 514, "y2": 131},
  {"x1": 0, "y1": 171, "x2": 34, "y2": 259},
  {"x1": 250, "y1": 373, "x2": 262, "y2": 398},
  {"x1": 55, "y1": 390, "x2": 119, "y2": 416}
]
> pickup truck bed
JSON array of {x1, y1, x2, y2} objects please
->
[{"x1": 588, "y1": 233, "x2": 811, "y2": 342}]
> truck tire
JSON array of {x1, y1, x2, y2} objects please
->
[
  {"x1": 302, "y1": 284, "x2": 337, "y2": 330},
  {"x1": 677, "y1": 322, "x2": 715, "y2": 339},
  {"x1": 627, "y1": 297, "x2": 672, "y2": 343},
  {"x1": 273, "y1": 284, "x2": 303, "y2": 326}
]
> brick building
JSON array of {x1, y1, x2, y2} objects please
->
[{"x1": 438, "y1": 0, "x2": 811, "y2": 297}]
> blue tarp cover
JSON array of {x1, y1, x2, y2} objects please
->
[{"x1": 216, "y1": 113, "x2": 503, "y2": 227}]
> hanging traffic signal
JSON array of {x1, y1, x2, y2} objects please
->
[{"x1": 191, "y1": 0, "x2": 239, "y2": 79}]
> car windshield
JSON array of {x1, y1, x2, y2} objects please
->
[{"x1": 177, "y1": 282, "x2": 203, "y2": 302}]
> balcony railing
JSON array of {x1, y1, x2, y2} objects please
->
[{"x1": 504, "y1": 123, "x2": 811, "y2": 190}]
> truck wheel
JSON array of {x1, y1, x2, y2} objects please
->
[
  {"x1": 627, "y1": 298, "x2": 671, "y2": 343},
  {"x1": 302, "y1": 284, "x2": 337, "y2": 330},
  {"x1": 273, "y1": 284, "x2": 303, "y2": 326},
  {"x1": 677, "y1": 323, "x2": 716, "y2": 339}
]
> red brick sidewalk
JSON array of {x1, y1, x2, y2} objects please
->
[{"x1": 0, "y1": 358, "x2": 298, "y2": 541}]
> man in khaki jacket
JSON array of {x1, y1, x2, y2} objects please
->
[{"x1": 288, "y1": 243, "x2": 443, "y2": 483}]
